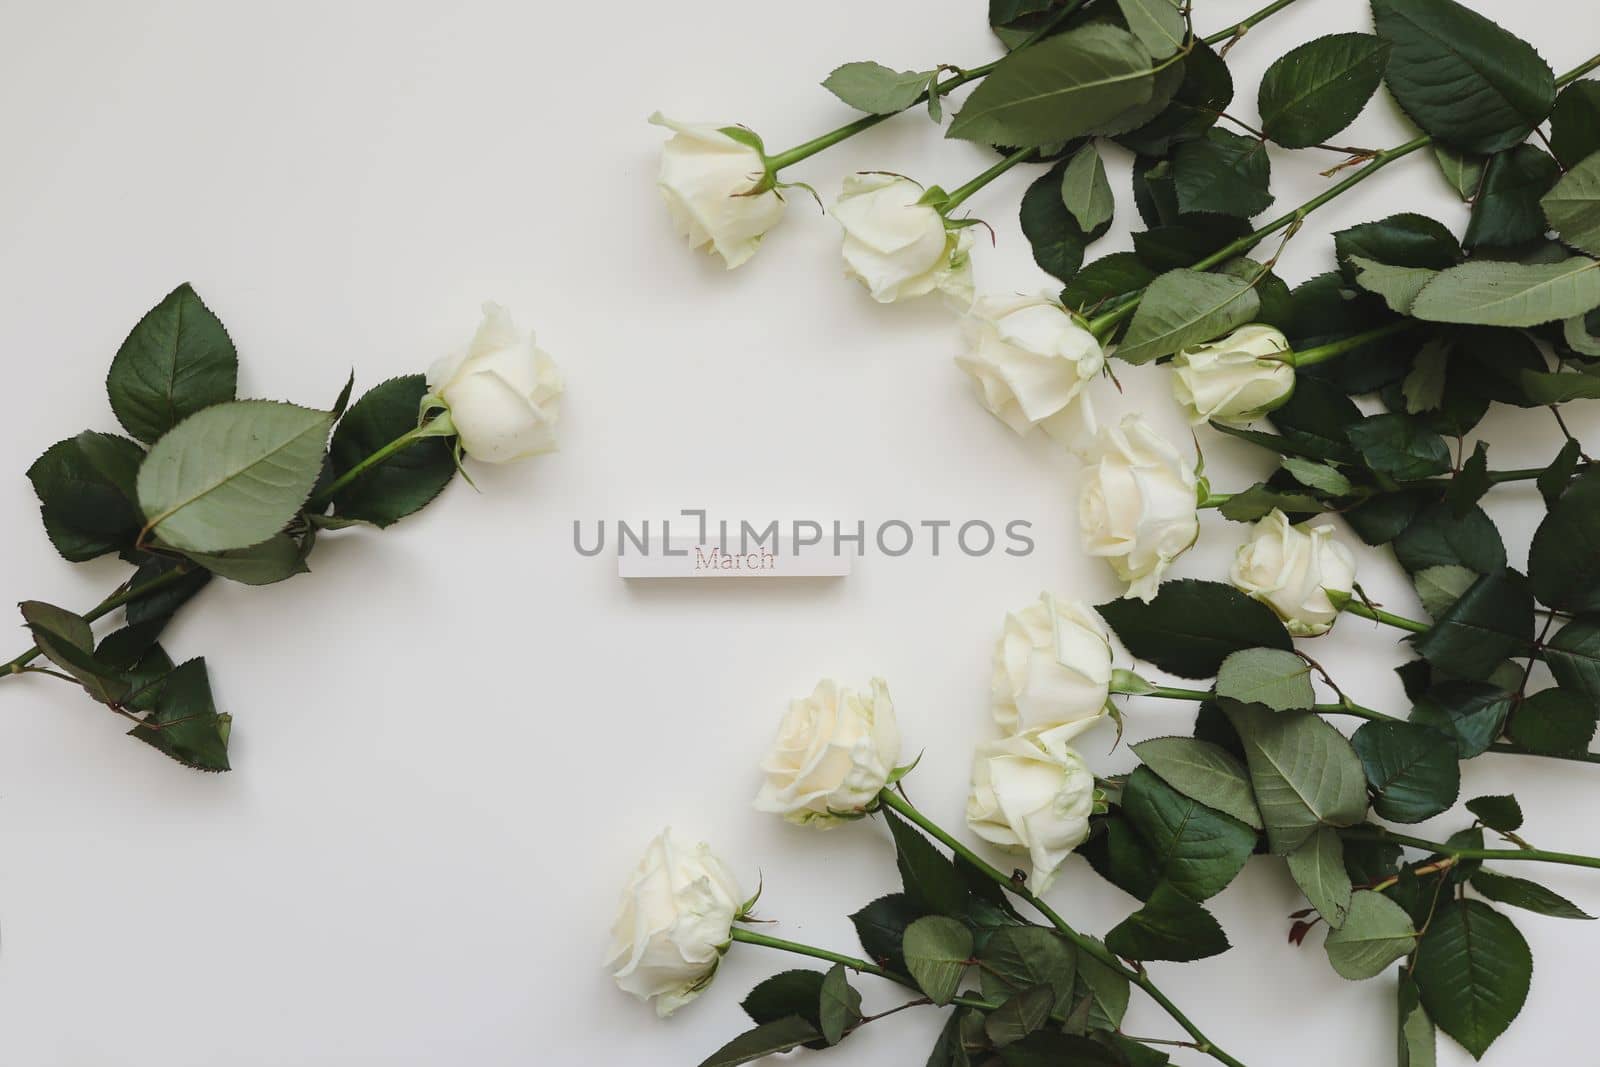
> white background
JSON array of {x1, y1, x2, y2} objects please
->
[{"x1": 0, "y1": 0, "x2": 1594, "y2": 1063}]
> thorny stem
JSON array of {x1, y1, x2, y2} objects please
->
[
  {"x1": 1349, "y1": 827, "x2": 1600, "y2": 871},
  {"x1": 1, "y1": 564, "x2": 196, "y2": 679}
]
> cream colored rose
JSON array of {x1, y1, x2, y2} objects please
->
[
  {"x1": 649, "y1": 113, "x2": 785, "y2": 269},
  {"x1": 426, "y1": 303, "x2": 562, "y2": 464},
  {"x1": 833, "y1": 173, "x2": 973, "y2": 304},
  {"x1": 753, "y1": 678, "x2": 899, "y2": 825},
  {"x1": 956, "y1": 295, "x2": 1104, "y2": 441},
  {"x1": 992, "y1": 593, "x2": 1112, "y2": 735},
  {"x1": 1172, "y1": 324, "x2": 1295, "y2": 427},
  {"x1": 1230, "y1": 509, "x2": 1358, "y2": 636},
  {"x1": 605, "y1": 828, "x2": 744, "y2": 1017},
  {"x1": 966, "y1": 721, "x2": 1099, "y2": 893},
  {"x1": 1078, "y1": 415, "x2": 1200, "y2": 602}
]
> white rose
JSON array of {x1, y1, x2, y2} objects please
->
[
  {"x1": 605, "y1": 828, "x2": 744, "y2": 1017},
  {"x1": 966, "y1": 721, "x2": 1099, "y2": 893},
  {"x1": 956, "y1": 295, "x2": 1104, "y2": 441},
  {"x1": 1078, "y1": 415, "x2": 1200, "y2": 602},
  {"x1": 833, "y1": 173, "x2": 973, "y2": 305},
  {"x1": 426, "y1": 303, "x2": 562, "y2": 464},
  {"x1": 992, "y1": 593, "x2": 1112, "y2": 735},
  {"x1": 649, "y1": 113, "x2": 785, "y2": 269},
  {"x1": 753, "y1": 678, "x2": 899, "y2": 825},
  {"x1": 1230, "y1": 509, "x2": 1358, "y2": 636},
  {"x1": 1172, "y1": 324, "x2": 1296, "y2": 427}
]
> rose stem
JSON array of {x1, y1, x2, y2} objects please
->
[
  {"x1": 876, "y1": 789, "x2": 1251, "y2": 1067},
  {"x1": 1347, "y1": 827, "x2": 1600, "y2": 871},
  {"x1": 0, "y1": 563, "x2": 196, "y2": 678},
  {"x1": 729, "y1": 927, "x2": 993, "y2": 1012}
]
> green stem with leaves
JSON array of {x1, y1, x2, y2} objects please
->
[
  {"x1": 306, "y1": 413, "x2": 456, "y2": 511},
  {"x1": 1350, "y1": 827, "x2": 1600, "y2": 871},
  {"x1": 1088, "y1": 52, "x2": 1600, "y2": 340},
  {"x1": 0, "y1": 563, "x2": 196, "y2": 678},
  {"x1": 1293, "y1": 321, "x2": 1416, "y2": 367},
  {"x1": 729, "y1": 927, "x2": 994, "y2": 1013},
  {"x1": 876, "y1": 789, "x2": 1249, "y2": 1067}
]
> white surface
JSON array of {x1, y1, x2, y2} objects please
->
[{"x1": 0, "y1": 1, "x2": 1594, "y2": 1063}]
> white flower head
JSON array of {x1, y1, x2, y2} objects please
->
[
  {"x1": 992, "y1": 593, "x2": 1112, "y2": 735},
  {"x1": 1078, "y1": 414, "x2": 1200, "y2": 601},
  {"x1": 957, "y1": 294, "x2": 1104, "y2": 443},
  {"x1": 1172, "y1": 324, "x2": 1295, "y2": 427},
  {"x1": 754, "y1": 678, "x2": 900, "y2": 826},
  {"x1": 1230, "y1": 509, "x2": 1357, "y2": 636},
  {"x1": 833, "y1": 173, "x2": 973, "y2": 305},
  {"x1": 966, "y1": 721, "x2": 1099, "y2": 893},
  {"x1": 426, "y1": 303, "x2": 562, "y2": 464},
  {"x1": 650, "y1": 114, "x2": 785, "y2": 269}
]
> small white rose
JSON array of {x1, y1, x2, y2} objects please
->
[
  {"x1": 426, "y1": 303, "x2": 562, "y2": 464},
  {"x1": 833, "y1": 173, "x2": 973, "y2": 305},
  {"x1": 649, "y1": 113, "x2": 785, "y2": 269},
  {"x1": 966, "y1": 721, "x2": 1099, "y2": 893},
  {"x1": 992, "y1": 593, "x2": 1112, "y2": 735},
  {"x1": 956, "y1": 295, "x2": 1104, "y2": 441},
  {"x1": 1078, "y1": 414, "x2": 1200, "y2": 602},
  {"x1": 1172, "y1": 324, "x2": 1296, "y2": 427},
  {"x1": 754, "y1": 678, "x2": 900, "y2": 826},
  {"x1": 1230, "y1": 509, "x2": 1358, "y2": 636},
  {"x1": 604, "y1": 828, "x2": 744, "y2": 1017}
]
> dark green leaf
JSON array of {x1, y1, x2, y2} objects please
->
[
  {"x1": 1171, "y1": 129, "x2": 1273, "y2": 217},
  {"x1": 1445, "y1": 442, "x2": 1491, "y2": 517},
  {"x1": 1538, "y1": 439, "x2": 1583, "y2": 506},
  {"x1": 1131, "y1": 736, "x2": 1262, "y2": 829},
  {"x1": 884, "y1": 807, "x2": 969, "y2": 917},
  {"x1": 1114, "y1": 268, "x2": 1260, "y2": 364},
  {"x1": 1471, "y1": 869, "x2": 1595, "y2": 919},
  {"x1": 329, "y1": 376, "x2": 455, "y2": 527},
  {"x1": 978, "y1": 926, "x2": 1077, "y2": 1012},
  {"x1": 20, "y1": 601, "x2": 128, "y2": 704},
  {"x1": 1349, "y1": 258, "x2": 1437, "y2": 314},
  {"x1": 1070, "y1": 942, "x2": 1130, "y2": 1032},
  {"x1": 1215, "y1": 484, "x2": 1326, "y2": 522},
  {"x1": 1434, "y1": 144, "x2": 1486, "y2": 200},
  {"x1": 1224, "y1": 700, "x2": 1369, "y2": 854},
  {"x1": 1393, "y1": 502, "x2": 1506, "y2": 576},
  {"x1": 1096, "y1": 580, "x2": 1292, "y2": 679},
  {"x1": 1517, "y1": 368, "x2": 1600, "y2": 404},
  {"x1": 1258, "y1": 33, "x2": 1389, "y2": 149},
  {"x1": 1104, "y1": 883, "x2": 1229, "y2": 962},
  {"x1": 1061, "y1": 253, "x2": 1156, "y2": 314},
  {"x1": 1021, "y1": 158, "x2": 1090, "y2": 282},
  {"x1": 985, "y1": 986, "x2": 1057, "y2": 1047},
  {"x1": 1412, "y1": 899, "x2": 1532, "y2": 1058},
  {"x1": 1371, "y1": 0, "x2": 1556, "y2": 154},
  {"x1": 1463, "y1": 145, "x2": 1560, "y2": 250},
  {"x1": 1466, "y1": 794, "x2": 1523, "y2": 833},
  {"x1": 696, "y1": 1016, "x2": 823, "y2": 1067},
  {"x1": 1545, "y1": 616, "x2": 1600, "y2": 708},
  {"x1": 1351, "y1": 721, "x2": 1460, "y2": 823},
  {"x1": 850, "y1": 893, "x2": 918, "y2": 973},
  {"x1": 1529, "y1": 469, "x2": 1600, "y2": 612},
  {"x1": 180, "y1": 532, "x2": 309, "y2": 586},
  {"x1": 1549, "y1": 80, "x2": 1600, "y2": 169},
  {"x1": 1505, "y1": 686, "x2": 1597, "y2": 756},
  {"x1": 1398, "y1": 973, "x2": 1437, "y2": 1066},
  {"x1": 123, "y1": 555, "x2": 210, "y2": 628},
  {"x1": 1541, "y1": 150, "x2": 1600, "y2": 256},
  {"x1": 1081, "y1": 811, "x2": 1162, "y2": 901},
  {"x1": 949, "y1": 24, "x2": 1156, "y2": 147},
  {"x1": 1414, "y1": 564, "x2": 1478, "y2": 619},
  {"x1": 1410, "y1": 682, "x2": 1515, "y2": 758},
  {"x1": 1115, "y1": 0, "x2": 1185, "y2": 59},
  {"x1": 1120, "y1": 767, "x2": 1256, "y2": 901},
  {"x1": 25, "y1": 432, "x2": 145, "y2": 562},
  {"x1": 903, "y1": 916, "x2": 972, "y2": 1005},
  {"x1": 742, "y1": 969, "x2": 826, "y2": 1029},
  {"x1": 107, "y1": 283, "x2": 238, "y2": 443},
  {"x1": 1346, "y1": 414, "x2": 1451, "y2": 480},
  {"x1": 1412, "y1": 569, "x2": 1535, "y2": 680},
  {"x1": 127, "y1": 657, "x2": 231, "y2": 771},
  {"x1": 1116, "y1": 41, "x2": 1232, "y2": 156}
]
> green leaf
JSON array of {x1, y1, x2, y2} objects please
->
[
  {"x1": 1414, "y1": 564, "x2": 1478, "y2": 619},
  {"x1": 19, "y1": 600, "x2": 128, "y2": 704},
  {"x1": 1081, "y1": 810, "x2": 1162, "y2": 902},
  {"x1": 1550, "y1": 81, "x2": 1600, "y2": 169},
  {"x1": 902, "y1": 916, "x2": 972, "y2": 1005},
  {"x1": 978, "y1": 927, "x2": 1077, "y2": 1012},
  {"x1": 1061, "y1": 253, "x2": 1156, "y2": 313},
  {"x1": 127, "y1": 657, "x2": 231, "y2": 771},
  {"x1": 1466, "y1": 794, "x2": 1523, "y2": 832},
  {"x1": 1216, "y1": 484, "x2": 1326, "y2": 522},
  {"x1": 1434, "y1": 145, "x2": 1485, "y2": 200},
  {"x1": 1223, "y1": 700, "x2": 1369, "y2": 854},
  {"x1": 696, "y1": 1017, "x2": 823, "y2": 1067},
  {"x1": 883, "y1": 807, "x2": 968, "y2": 917},
  {"x1": 1323, "y1": 890, "x2": 1418, "y2": 979},
  {"x1": 1120, "y1": 767, "x2": 1256, "y2": 901},
  {"x1": 1411, "y1": 257, "x2": 1600, "y2": 327},
  {"x1": 1518, "y1": 368, "x2": 1600, "y2": 403},
  {"x1": 1529, "y1": 470, "x2": 1600, "y2": 612},
  {"x1": 1412, "y1": 569, "x2": 1535, "y2": 680},
  {"x1": 818, "y1": 965, "x2": 862, "y2": 1044},
  {"x1": 823, "y1": 61, "x2": 934, "y2": 114},
  {"x1": 179, "y1": 532, "x2": 309, "y2": 586},
  {"x1": 1505, "y1": 686, "x2": 1598, "y2": 756},
  {"x1": 1540, "y1": 438, "x2": 1584, "y2": 506},
  {"x1": 123, "y1": 555, "x2": 210, "y2": 629},
  {"x1": 1096, "y1": 580, "x2": 1292, "y2": 679},
  {"x1": 1464, "y1": 145, "x2": 1560, "y2": 250},
  {"x1": 1215, "y1": 648, "x2": 1314, "y2": 712},
  {"x1": 1398, "y1": 974, "x2": 1438, "y2": 1067},
  {"x1": 1117, "y1": 40, "x2": 1233, "y2": 156},
  {"x1": 1371, "y1": 0, "x2": 1556, "y2": 154},
  {"x1": 949, "y1": 24, "x2": 1156, "y2": 148},
  {"x1": 1545, "y1": 616, "x2": 1600, "y2": 709},
  {"x1": 1105, "y1": 883, "x2": 1229, "y2": 962},
  {"x1": 1412, "y1": 899, "x2": 1531, "y2": 1058},
  {"x1": 1349, "y1": 257, "x2": 1437, "y2": 314},
  {"x1": 1471, "y1": 869, "x2": 1595, "y2": 920},
  {"x1": 985, "y1": 986, "x2": 1057, "y2": 1047},
  {"x1": 1346, "y1": 414, "x2": 1451, "y2": 480},
  {"x1": 1071, "y1": 943, "x2": 1130, "y2": 1031},
  {"x1": 1410, "y1": 682, "x2": 1515, "y2": 759},
  {"x1": 1021, "y1": 158, "x2": 1090, "y2": 283},
  {"x1": 741, "y1": 969, "x2": 827, "y2": 1035},
  {"x1": 136, "y1": 400, "x2": 333, "y2": 553},
  {"x1": 1542, "y1": 151, "x2": 1600, "y2": 254},
  {"x1": 1445, "y1": 441, "x2": 1492, "y2": 517},
  {"x1": 1351, "y1": 721, "x2": 1461, "y2": 823},
  {"x1": 1393, "y1": 503, "x2": 1506, "y2": 577},
  {"x1": 1335, "y1": 212, "x2": 1461, "y2": 274},
  {"x1": 1061, "y1": 143, "x2": 1114, "y2": 233},
  {"x1": 26, "y1": 432, "x2": 145, "y2": 562},
  {"x1": 850, "y1": 893, "x2": 918, "y2": 973},
  {"x1": 1115, "y1": 0, "x2": 1185, "y2": 59},
  {"x1": 1281, "y1": 457, "x2": 1354, "y2": 497},
  {"x1": 328, "y1": 376, "x2": 455, "y2": 526},
  {"x1": 1258, "y1": 33, "x2": 1389, "y2": 149},
  {"x1": 1172, "y1": 129, "x2": 1273, "y2": 218},
  {"x1": 1131, "y1": 736, "x2": 1262, "y2": 830},
  {"x1": 107, "y1": 283, "x2": 237, "y2": 444},
  {"x1": 1116, "y1": 269, "x2": 1261, "y2": 364},
  {"x1": 1288, "y1": 826, "x2": 1353, "y2": 926}
]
